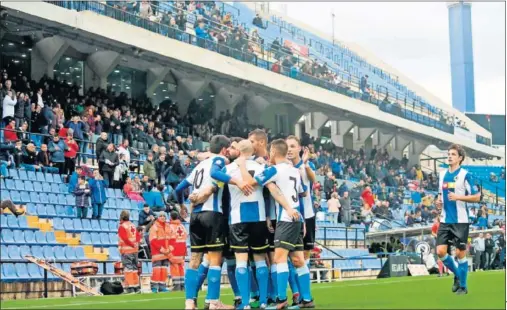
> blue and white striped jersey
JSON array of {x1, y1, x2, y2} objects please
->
[
  {"x1": 439, "y1": 167, "x2": 478, "y2": 224},
  {"x1": 224, "y1": 160, "x2": 266, "y2": 224},
  {"x1": 255, "y1": 162, "x2": 304, "y2": 223},
  {"x1": 294, "y1": 160, "x2": 316, "y2": 219}
]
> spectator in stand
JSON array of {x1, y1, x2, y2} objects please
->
[
  {"x1": 74, "y1": 176, "x2": 91, "y2": 219},
  {"x1": 361, "y1": 184, "x2": 375, "y2": 210},
  {"x1": 21, "y1": 142, "x2": 40, "y2": 171},
  {"x1": 3, "y1": 119, "x2": 18, "y2": 143},
  {"x1": 252, "y1": 13, "x2": 264, "y2": 28},
  {"x1": 175, "y1": 10, "x2": 187, "y2": 31},
  {"x1": 0, "y1": 143, "x2": 15, "y2": 179},
  {"x1": 139, "y1": 203, "x2": 156, "y2": 229},
  {"x1": 331, "y1": 158, "x2": 342, "y2": 179},
  {"x1": 64, "y1": 128, "x2": 79, "y2": 177},
  {"x1": 14, "y1": 92, "x2": 28, "y2": 128},
  {"x1": 327, "y1": 192, "x2": 340, "y2": 224},
  {"x1": 36, "y1": 143, "x2": 59, "y2": 174},
  {"x1": 473, "y1": 233, "x2": 485, "y2": 271},
  {"x1": 477, "y1": 213, "x2": 488, "y2": 230},
  {"x1": 96, "y1": 132, "x2": 108, "y2": 175},
  {"x1": 88, "y1": 169, "x2": 108, "y2": 219},
  {"x1": 100, "y1": 143, "x2": 119, "y2": 187},
  {"x1": 2, "y1": 89, "x2": 16, "y2": 126},
  {"x1": 17, "y1": 121, "x2": 30, "y2": 145},
  {"x1": 113, "y1": 153, "x2": 129, "y2": 189},
  {"x1": 143, "y1": 152, "x2": 157, "y2": 181},
  {"x1": 361, "y1": 205, "x2": 373, "y2": 232},
  {"x1": 324, "y1": 171, "x2": 335, "y2": 200},
  {"x1": 124, "y1": 176, "x2": 144, "y2": 202},
  {"x1": 68, "y1": 166, "x2": 83, "y2": 193},
  {"x1": 48, "y1": 134, "x2": 66, "y2": 174},
  {"x1": 138, "y1": 0, "x2": 153, "y2": 19}
]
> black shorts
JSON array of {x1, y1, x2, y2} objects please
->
[
  {"x1": 303, "y1": 216, "x2": 316, "y2": 251},
  {"x1": 267, "y1": 220, "x2": 277, "y2": 252},
  {"x1": 274, "y1": 221, "x2": 304, "y2": 252},
  {"x1": 436, "y1": 223, "x2": 470, "y2": 251},
  {"x1": 230, "y1": 222, "x2": 269, "y2": 254},
  {"x1": 190, "y1": 211, "x2": 225, "y2": 253}
]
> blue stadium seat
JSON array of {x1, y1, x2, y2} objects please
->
[
  {"x1": 82, "y1": 219, "x2": 93, "y2": 232},
  {"x1": 43, "y1": 246, "x2": 55, "y2": 260},
  {"x1": 8, "y1": 169, "x2": 19, "y2": 179},
  {"x1": 46, "y1": 205, "x2": 57, "y2": 217},
  {"x1": 54, "y1": 246, "x2": 66, "y2": 260},
  {"x1": 26, "y1": 170, "x2": 36, "y2": 181},
  {"x1": 1, "y1": 263, "x2": 17, "y2": 282},
  {"x1": 80, "y1": 232, "x2": 93, "y2": 245},
  {"x1": 50, "y1": 183, "x2": 60, "y2": 194},
  {"x1": 75, "y1": 247, "x2": 86, "y2": 260},
  {"x1": 30, "y1": 191, "x2": 40, "y2": 204},
  {"x1": 73, "y1": 218, "x2": 83, "y2": 231},
  {"x1": 13, "y1": 230, "x2": 25, "y2": 245},
  {"x1": 24, "y1": 180, "x2": 34, "y2": 192},
  {"x1": 109, "y1": 221, "x2": 118, "y2": 232},
  {"x1": 66, "y1": 194, "x2": 74, "y2": 206},
  {"x1": 15, "y1": 263, "x2": 31, "y2": 281},
  {"x1": 27, "y1": 263, "x2": 43, "y2": 280},
  {"x1": 55, "y1": 205, "x2": 66, "y2": 217},
  {"x1": 59, "y1": 183, "x2": 68, "y2": 194},
  {"x1": 48, "y1": 193, "x2": 58, "y2": 205},
  {"x1": 2, "y1": 229, "x2": 14, "y2": 244},
  {"x1": 18, "y1": 216, "x2": 32, "y2": 230},
  {"x1": 100, "y1": 233, "x2": 110, "y2": 245},
  {"x1": 36, "y1": 204, "x2": 47, "y2": 217},
  {"x1": 62, "y1": 263, "x2": 71, "y2": 273},
  {"x1": 58, "y1": 194, "x2": 67, "y2": 205},
  {"x1": 91, "y1": 220, "x2": 101, "y2": 232},
  {"x1": 24, "y1": 230, "x2": 36, "y2": 244},
  {"x1": 130, "y1": 200, "x2": 138, "y2": 210},
  {"x1": 45, "y1": 173, "x2": 54, "y2": 183},
  {"x1": 53, "y1": 174, "x2": 63, "y2": 184},
  {"x1": 10, "y1": 190, "x2": 21, "y2": 203},
  {"x1": 106, "y1": 188, "x2": 115, "y2": 198},
  {"x1": 8, "y1": 245, "x2": 22, "y2": 260},
  {"x1": 63, "y1": 218, "x2": 74, "y2": 231},
  {"x1": 100, "y1": 220, "x2": 110, "y2": 232},
  {"x1": 65, "y1": 205, "x2": 75, "y2": 217},
  {"x1": 40, "y1": 193, "x2": 49, "y2": 204},
  {"x1": 19, "y1": 191, "x2": 31, "y2": 204},
  {"x1": 65, "y1": 247, "x2": 77, "y2": 260},
  {"x1": 18, "y1": 170, "x2": 28, "y2": 180},
  {"x1": 91, "y1": 232, "x2": 102, "y2": 245},
  {"x1": 6, "y1": 179, "x2": 17, "y2": 190},
  {"x1": 0, "y1": 179, "x2": 5, "y2": 190},
  {"x1": 7, "y1": 215, "x2": 19, "y2": 229},
  {"x1": 0, "y1": 189, "x2": 10, "y2": 201},
  {"x1": 114, "y1": 189, "x2": 123, "y2": 198},
  {"x1": 109, "y1": 233, "x2": 118, "y2": 245},
  {"x1": 33, "y1": 181, "x2": 43, "y2": 192},
  {"x1": 19, "y1": 245, "x2": 31, "y2": 258},
  {"x1": 31, "y1": 245, "x2": 43, "y2": 258},
  {"x1": 1, "y1": 245, "x2": 9, "y2": 260},
  {"x1": 36, "y1": 171, "x2": 45, "y2": 182},
  {"x1": 53, "y1": 217, "x2": 64, "y2": 231},
  {"x1": 106, "y1": 263, "x2": 115, "y2": 274},
  {"x1": 35, "y1": 231, "x2": 47, "y2": 244},
  {"x1": 46, "y1": 232, "x2": 57, "y2": 245},
  {"x1": 109, "y1": 247, "x2": 120, "y2": 260}
]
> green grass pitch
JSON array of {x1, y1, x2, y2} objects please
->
[{"x1": 1, "y1": 271, "x2": 505, "y2": 309}]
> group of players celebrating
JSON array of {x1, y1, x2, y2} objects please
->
[
  {"x1": 174, "y1": 130, "x2": 316, "y2": 309},
  {"x1": 172, "y1": 127, "x2": 480, "y2": 309}
]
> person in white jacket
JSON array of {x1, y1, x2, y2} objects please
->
[{"x1": 2, "y1": 90, "x2": 17, "y2": 125}]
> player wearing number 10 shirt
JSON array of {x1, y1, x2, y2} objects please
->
[{"x1": 174, "y1": 135, "x2": 251, "y2": 310}]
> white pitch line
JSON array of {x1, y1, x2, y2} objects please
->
[{"x1": 1, "y1": 273, "x2": 497, "y2": 310}]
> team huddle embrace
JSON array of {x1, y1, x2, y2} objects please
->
[{"x1": 174, "y1": 130, "x2": 317, "y2": 310}]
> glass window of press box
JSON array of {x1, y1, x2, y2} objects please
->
[
  {"x1": 151, "y1": 81, "x2": 178, "y2": 106},
  {"x1": 53, "y1": 56, "x2": 84, "y2": 91},
  {"x1": 107, "y1": 66, "x2": 146, "y2": 99}
]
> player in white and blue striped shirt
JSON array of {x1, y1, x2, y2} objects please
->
[{"x1": 435, "y1": 144, "x2": 480, "y2": 296}]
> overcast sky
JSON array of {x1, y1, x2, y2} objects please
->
[{"x1": 275, "y1": 2, "x2": 505, "y2": 115}]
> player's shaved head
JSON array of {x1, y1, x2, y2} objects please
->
[
  {"x1": 270, "y1": 139, "x2": 288, "y2": 158},
  {"x1": 237, "y1": 139, "x2": 254, "y2": 157}
]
